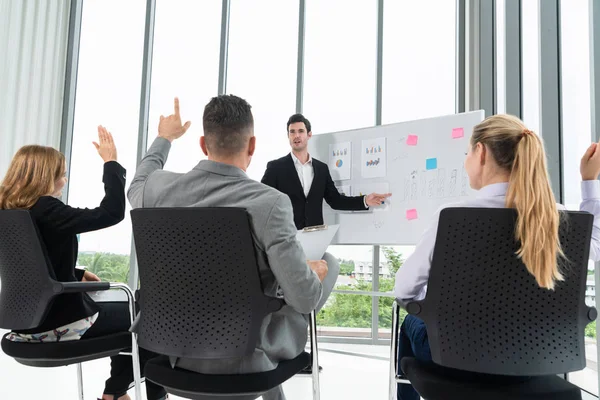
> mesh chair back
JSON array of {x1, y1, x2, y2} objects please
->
[
  {"x1": 0, "y1": 210, "x2": 57, "y2": 330},
  {"x1": 131, "y1": 207, "x2": 280, "y2": 360},
  {"x1": 416, "y1": 208, "x2": 595, "y2": 376}
]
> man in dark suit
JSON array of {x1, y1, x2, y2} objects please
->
[{"x1": 261, "y1": 113, "x2": 391, "y2": 230}]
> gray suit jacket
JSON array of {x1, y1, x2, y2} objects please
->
[{"x1": 127, "y1": 137, "x2": 323, "y2": 374}]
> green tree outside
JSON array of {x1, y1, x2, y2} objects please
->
[
  {"x1": 77, "y1": 252, "x2": 130, "y2": 283},
  {"x1": 586, "y1": 321, "x2": 596, "y2": 339},
  {"x1": 317, "y1": 246, "x2": 407, "y2": 329},
  {"x1": 339, "y1": 259, "x2": 355, "y2": 276}
]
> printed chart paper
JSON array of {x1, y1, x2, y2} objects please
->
[
  {"x1": 361, "y1": 137, "x2": 387, "y2": 179},
  {"x1": 328, "y1": 142, "x2": 352, "y2": 181}
]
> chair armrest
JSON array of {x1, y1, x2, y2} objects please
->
[
  {"x1": 266, "y1": 297, "x2": 286, "y2": 313},
  {"x1": 396, "y1": 298, "x2": 424, "y2": 316},
  {"x1": 55, "y1": 281, "x2": 111, "y2": 294},
  {"x1": 588, "y1": 307, "x2": 598, "y2": 322}
]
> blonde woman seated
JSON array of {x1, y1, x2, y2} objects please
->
[
  {"x1": 394, "y1": 114, "x2": 600, "y2": 400},
  {"x1": 0, "y1": 127, "x2": 166, "y2": 400}
]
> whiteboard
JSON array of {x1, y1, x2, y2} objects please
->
[{"x1": 309, "y1": 110, "x2": 485, "y2": 245}]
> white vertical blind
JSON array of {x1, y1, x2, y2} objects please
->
[{"x1": 0, "y1": 0, "x2": 70, "y2": 177}]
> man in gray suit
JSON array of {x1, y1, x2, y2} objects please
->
[{"x1": 128, "y1": 95, "x2": 339, "y2": 400}]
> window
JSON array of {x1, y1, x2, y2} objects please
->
[
  {"x1": 322, "y1": 245, "x2": 374, "y2": 338},
  {"x1": 378, "y1": 246, "x2": 415, "y2": 338},
  {"x1": 226, "y1": 0, "x2": 299, "y2": 181},
  {"x1": 560, "y1": 1, "x2": 592, "y2": 209},
  {"x1": 382, "y1": 0, "x2": 456, "y2": 124},
  {"x1": 69, "y1": 0, "x2": 147, "y2": 282},
  {"x1": 558, "y1": 2, "x2": 596, "y2": 394},
  {"x1": 147, "y1": 0, "x2": 222, "y2": 172},
  {"x1": 495, "y1": 0, "x2": 506, "y2": 114},
  {"x1": 521, "y1": 0, "x2": 541, "y2": 135},
  {"x1": 303, "y1": 0, "x2": 377, "y2": 133}
]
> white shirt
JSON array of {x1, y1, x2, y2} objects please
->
[
  {"x1": 291, "y1": 152, "x2": 314, "y2": 197},
  {"x1": 394, "y1": 180, "x2": 600, "y2": 301},
  {"x1": 290, "y1": 152, "x2": 369, "y2": 207}
]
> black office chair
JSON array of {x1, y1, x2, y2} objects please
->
[
  {"x1": 389, "y1": 208, "x2": 597, "y2": 400},
  {"x1": 0, "y1": 210, "x2": 142, "y2": 400},
  {"x1": 130, "y1": 207, "x2": 320, "y2": 400}
]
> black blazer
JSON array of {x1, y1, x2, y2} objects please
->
[
  {"x1": 17, "y1": 161, "x2": 127, "y2": 334},
  {"x1": 261, "y1": 154, "x2": 367, "y2": 230}
]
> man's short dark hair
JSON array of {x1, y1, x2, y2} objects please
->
[
  {"x1": 286, "y1": 113, "x2": 311, "y2": 134},
  {"x1": 203, "y1": 95, "x2": 254, "y2": 156}
]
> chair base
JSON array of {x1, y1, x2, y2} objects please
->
[
  {"x1": 145, "y1": 353, "x2": 311, "y2": 397},
  {"x1": 401, "y1": 357, "x2": 584, "y2": 400},
  {"x1": 1, "y1": 332, "x2": 131, "y2": 367}
]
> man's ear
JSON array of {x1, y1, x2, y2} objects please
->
[
  {"x1": 200, "y1": 136, "x2": 209, "y2": 156},
  {"x1": 248, "y1": 136, "x2": 256, "y2": 157},
  {"x1": 307, "y1": 131, "x2": 312, "y2": 139}
]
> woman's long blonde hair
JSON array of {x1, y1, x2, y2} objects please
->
[
  {"x1": 472, "y1": 114, "x2": 563, "y2": 289},
  {"x1": 0, "y1": 145, "x2": 66, "y2": 210}
]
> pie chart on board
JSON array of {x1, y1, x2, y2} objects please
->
[{"x1": 336, "y1": 159, "x2": 343, "y2": 168}]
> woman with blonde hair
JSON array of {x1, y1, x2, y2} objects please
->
[
  {"x1": 0, "y1": 127, "x2": 166, "y2": 400},
  {"x1": 394, "y1": 114, "x2": 600, "y2": 400}
]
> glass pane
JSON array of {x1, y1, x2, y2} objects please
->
[
  {"x1": 521, "y1": 0, "x2": 541, "y2": 134},
  {"x1": 227, "y1": 0, "x2": 299, "y2": 181},
  {"x1": 559, "y1": 1, "x2": 596, "y2": 394},
  {"x1": 495, "y1": 0, "x2": 506, "y2": 114},
  {"x1": 560, "y1": 0, "x2": 592, "y2": 209},
  {"x1": 317, "y1": 293, "x2": 373, "y2": 339},
  {"x1": 147, "y1": 0, "x2": 222, "y2": 172},
  {"x1": 378, "y1": 245, "x2": 414, "y2": 338},
  {"x1": 69, "y1": 0, "x2": 147, "y2": 282},
  {"x1": 382, "y1": 0, "x2": 456, "y2": 124},
  {"x1": 328, "y1": 245, "x2": 373, "y2": 286},
  {"x1": 303, "y1": 0, "x2": 377, "y2": 133},
  {"x1": 318, "y1": 246, "x2": 374, "y2": 338}
]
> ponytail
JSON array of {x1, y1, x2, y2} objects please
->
[
  {"x1": 472, "y1": 115, "x2": 563, "y2": 289},
  {"x1": 506, "y1": 131, "x2": 563, "y2": 289}
]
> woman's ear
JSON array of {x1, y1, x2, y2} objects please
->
[{"x1": 478, "y1": 143, "x2": 487, "y2": 166}]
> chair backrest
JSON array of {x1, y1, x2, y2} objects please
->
[
  {"x1": 0, "y1": 210, "x2": 57, "y2": 330},
  {"x1": 130, "y1": 207, "x2": 281, "y2": 360},
  {"x1": 414, "y1": 208, "x2": 595, "y2": 376}
]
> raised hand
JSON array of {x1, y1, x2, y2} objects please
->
[
  {"x1": 158, "y1": 97, "x2": 192, "y2": 142},
  {"x1": 581, "y1": 141, "x2": 600, "y2": 181},
  {"x1": 93, "y1": 126, "x2": 117, "y2": 162},
  {"x1": 365, "y1": 192, "x2": 391, "y2": 207}
]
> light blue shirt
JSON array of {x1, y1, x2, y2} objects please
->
[{"x1": 394, "y1": 180, "x2": 600, "y2": 301}]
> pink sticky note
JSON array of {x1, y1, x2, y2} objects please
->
[
  {"x1": 406, "y1": 209, "x2": 418, "y2": 220},
  {"x1": 452, "y1": 127, "x2": 464, "y2": 139},
  {"x1": 406, "y1": 135, "x2": 418, "y2": 146}
]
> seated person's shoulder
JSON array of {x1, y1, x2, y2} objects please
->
[
  {"x1": 31, "y1": 196, "x2": 64, "y2": 212},
  {"x1": 146, "y1": 169, "x2": 184, "y2": 186},
  {"x1": 249, "y1": 178, "x2": 289, "y2": 200},
  {"x1": 243, "y1": 180, "x2": 293, "y2": 215}
]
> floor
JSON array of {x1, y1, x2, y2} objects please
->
[
  {"x1": 0, "y1": 335, "x2": 390, "y2": 399},
  {"x1": 0, "y1": 331, "x2": 596, "y2": 400}
]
